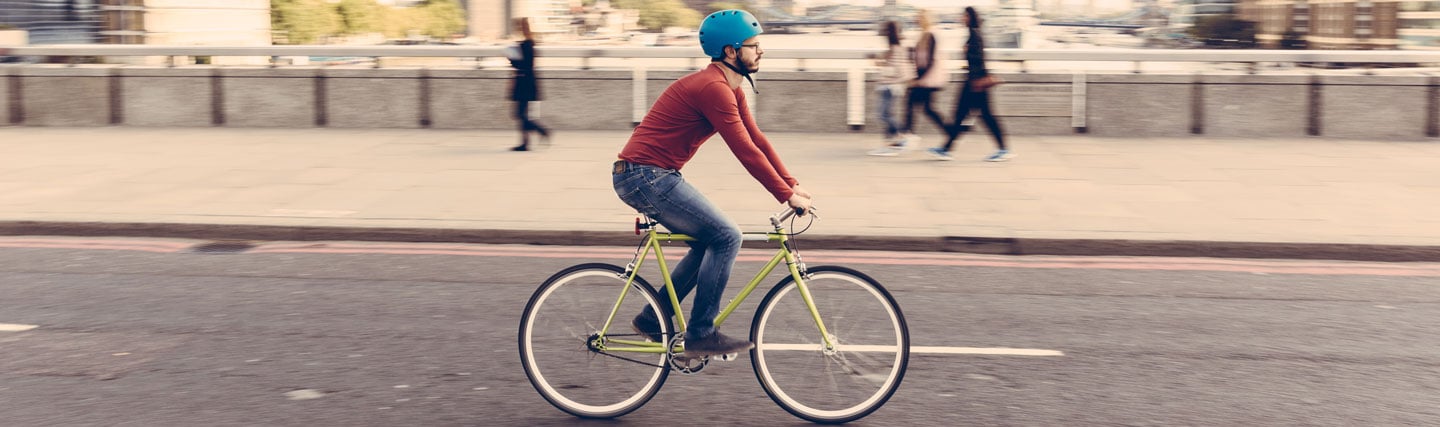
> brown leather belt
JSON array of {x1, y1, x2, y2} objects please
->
[{"x1": 613, "y1": 160, "x2": 638, "y2": 175}]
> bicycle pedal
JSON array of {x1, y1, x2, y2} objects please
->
[{"x1": 715, "y1": 352, "x2": 739, "y2": 362}]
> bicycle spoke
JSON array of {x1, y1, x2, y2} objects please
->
[
  {"x1": 519, "y1": 264, "x2": 671, "y2": 419},
  {"x1": 751, "y1": 267, "x2": 909, "y2": 424}
]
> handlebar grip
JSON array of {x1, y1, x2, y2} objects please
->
[{"x1": 772, "y1": 205, "x2": 816, "y2": 224}]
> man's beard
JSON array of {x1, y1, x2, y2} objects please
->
[{"x1": 742, "y1": 58, "x2": 760, "y2": 73}]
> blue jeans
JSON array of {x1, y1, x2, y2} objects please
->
[
  {"x1": 613, "y1": 163, "x2": 742, "y2": 340},
  {"x1": 876, "y1": 84, "x2": 903, "y2": 137}
]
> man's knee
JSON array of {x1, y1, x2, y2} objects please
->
[{"x1": 714, "y1": 225, "x2": 742, "y2": 250}]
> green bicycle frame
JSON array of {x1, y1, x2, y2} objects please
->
[{"x1": 597, "y1": 224, "x2": 837, "y2": 354}]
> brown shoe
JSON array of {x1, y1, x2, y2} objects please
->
[
  {"x1": 684, "y1": 331, "x2": 753, "y2": 357},
  {"x1": 630, "y1": 314, "x2": 663, "y2": 342}
]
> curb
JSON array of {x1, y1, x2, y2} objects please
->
[{"x1": 2, "y1": 221, "x2": 1438, "y2": 263}]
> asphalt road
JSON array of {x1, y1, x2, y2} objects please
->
[{"x1": 1, "y1": 236, "x2": 1438, "y2": 426}]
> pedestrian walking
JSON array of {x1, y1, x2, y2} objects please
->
[
  {"x1": 901, "y1": 10, "x2": 949, "y2": 151},
  {"x1": 509, "y1": 17, "x2": 551, "y2": 152},
  {"x1": 928, "y1": 7, "x2": 1011, "y2": 162},
  {"x1": 867, "y1": 20, "x2": 916, "y2": 157}
]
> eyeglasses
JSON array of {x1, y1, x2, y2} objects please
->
[{"x1": 740, "y1": 44, "x2": 761, "y2": 50}]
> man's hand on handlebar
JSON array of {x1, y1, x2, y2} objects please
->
[
  {"x1": 787, "y1": 192, "x2": 813, "y2": 216},
  {"x1": 791, "y1": 185, "x2": 813, "y2": 200}
]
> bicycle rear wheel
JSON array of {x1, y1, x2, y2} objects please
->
[
  {"x1": 751, "y1": 266, "x2": 909, "y2": 424},
  {"x1": 518, "y1": 263, "x2": 672, "y2": 419}
]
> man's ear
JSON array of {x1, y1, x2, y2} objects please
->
[{"x1": 723, "y1": 45, "x2": 738, "y2": 61}]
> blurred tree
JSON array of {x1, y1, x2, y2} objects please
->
[
  {"x1": 376, "y1": 6, "x2": 412, "y2": 39},
  {"x1": 612, "y1": 0, "x2": 702, "y2": 31},
  {"x1": 705, "y1": 2, "x2": 749, "y2": 15},
  {"x1": 272, "y1": 0, "x2": 343, "y2": 44},
  {"x1": 1188, "y1": 14, "x2": 1257, "y2": 48},
  {"x1": 416, "y1": 0, "x2": 467, "y2": 39},
  {"x1": 336, "y1": 0, "x2": 385, "y2": 35}
]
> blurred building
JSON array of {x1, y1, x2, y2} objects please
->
[
  {"x1": 470, "y1": 0, "x2": 508, "y2": 41},
  {"x1": 1170, "y1": 0, "x2": 1239, "y2": 27},
  {"x1": 0, "y1": 0, "x2": 103, "y2": 44},
  {"x1": 98, "y1": 0, "x2": 269, "y2": 45},
  {"x1": 91, "y1": 0, "x2": 268, "y2": 65},
  {"x1": 573, "y1": 0, "x2": 639, "y2": 36},
  {"x1": 514, "y1": 0, "x2": 571, "y2": 35},
  {"x1": 1239, "y1": 0, "x2": 1401, "y2": 49},
  {"x1": 472, "y1": 0, "x2": 575, "y2": 41},
  {"x1": 1397, "y1": 0, "x2": 1440, "y2": 49}
]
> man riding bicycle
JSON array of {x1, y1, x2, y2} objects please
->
[{"x1": 611, "y1": 9, "x2": 814, "y2": 357}]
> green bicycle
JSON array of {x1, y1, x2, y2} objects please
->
[{"x1": 518, "y1": 208, "x2": 910, "y2": 424}]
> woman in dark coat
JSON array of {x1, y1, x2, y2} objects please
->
[
  {"x1": 509, "y1": 17, "x2": 550, "y2": 151},
  {"x1": 928, "y1": 7, "x2": 1010, "y2": 162}
]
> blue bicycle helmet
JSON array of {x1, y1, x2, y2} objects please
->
[{"x1": 699, "y1": 10, "x2": 763, "y2": 59}]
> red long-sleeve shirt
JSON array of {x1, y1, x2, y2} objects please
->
[{"x1": 618, "y1": 63, "x2": 799, "y2": 203}]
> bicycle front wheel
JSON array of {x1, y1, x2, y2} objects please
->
[
  {"x1": 518, "y1": 263, "x2": 672, "y2": 419},
  {"x1": 751, "y1": 266, "x2": 909, "y2": 424}
]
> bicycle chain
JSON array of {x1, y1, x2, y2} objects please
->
[{"x1": 593, "y1": 333, "x2": 670, "y2": 369}]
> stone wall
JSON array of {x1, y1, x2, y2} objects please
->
[{"x1": 0, "y1": 64, "x2": 1435, "y2": 140}]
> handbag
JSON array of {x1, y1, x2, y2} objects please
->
[{"x1": 970, "y1": 75, "x2": 1004, "y2": 91}]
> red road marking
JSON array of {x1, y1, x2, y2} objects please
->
[
  {"x1": 0, "y1": 237, "x2": 189, "y2": 253},
  {"x1": 248, "y1": 243, "x2": 1440, "y2": 277},
  {"x1": 4, "y1": 237, "x2": 1439, "y2": 277}
]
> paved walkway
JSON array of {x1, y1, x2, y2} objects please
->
[{"x1": 2, "y1": 127, "x2": 1438, "y2": 260}]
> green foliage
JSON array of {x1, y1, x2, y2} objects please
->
[
  {"x1": 613, "y1": 0, "x2": 702, "y2": 31},
  {"x1": 415, "y1": 0, "x2": 467, "y2": 38},
  {"x1": 705, "y1": 2, "x2": 749, "y2": 15},
  {"x1": 271, "y1": 0, "x2": 468, "y2": 43},
  {"x1": 336, "y1": 0, "x2": 385, "y2": 35},
  {"x1": 271, "y1": 0, "x2": 342, "y2": 44},
  {"x1": 381, "y1": 6, "x2": 420, "y2": 38},
  {"x1": 1187, "y1": 14, "x2": 1257, "y2": 47}
]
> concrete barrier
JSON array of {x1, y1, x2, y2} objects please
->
[
  {"x1": 536, "y1": 69, "x2": 632, "y2": 131},
  {"x1": 1, "y1": 66, "x2": 12, "y2": 126},
  {"x1": 1203, "y1": 73, "x2": 1312, "y2": 138},
  {"x1": 1087, "y1": 73, "x2": 1194, "y2": 137},
  {"x1": 428, "y1": 69, "x2": 511, "y2": 129},
  {"x1": 757, "y1": 71, "x2": 851, "y2": 133},
  {"x1": 17, "y1": 65, "x2": 115, "y2": 126},
  {"x1": 117, "y1": 66, "x2": 215, "y2": 127},
  {"x1": 324, "y1": 68, "x2": 424, "y2": 128},
  {"x1": 1, "y1": 64, "x2": 1436, "y2": 140},
  {"x1": 974, "y1": 73, "x2": 1075, "y2": 136},
  {"x1": 1320, "y1": 75, "x2": 1431, "y2": 140},
  {"x1": 220, "y1": 67, "x2": 318, "y2": 128}
]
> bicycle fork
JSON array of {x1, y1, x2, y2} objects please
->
[{"x1": 781, "y1": 240, "x2": 838, "y2": 353}]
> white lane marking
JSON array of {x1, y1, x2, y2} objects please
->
[
  {"x1": 285, "y1": 389, "x2": 326, "y2": 400},
  {"x1": 0, "y1": 323, "x2": 38, "y2": 332},
  {"x1": 759, "y1": 343, "x2": 1063, "y2": 356},
  {"x1": 913, "y1": 346, "x2": 1064, "y2": 356}
]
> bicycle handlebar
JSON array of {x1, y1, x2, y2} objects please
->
[{"x1": 770, "y1": 206, "x2": 818, "y2": 228}]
